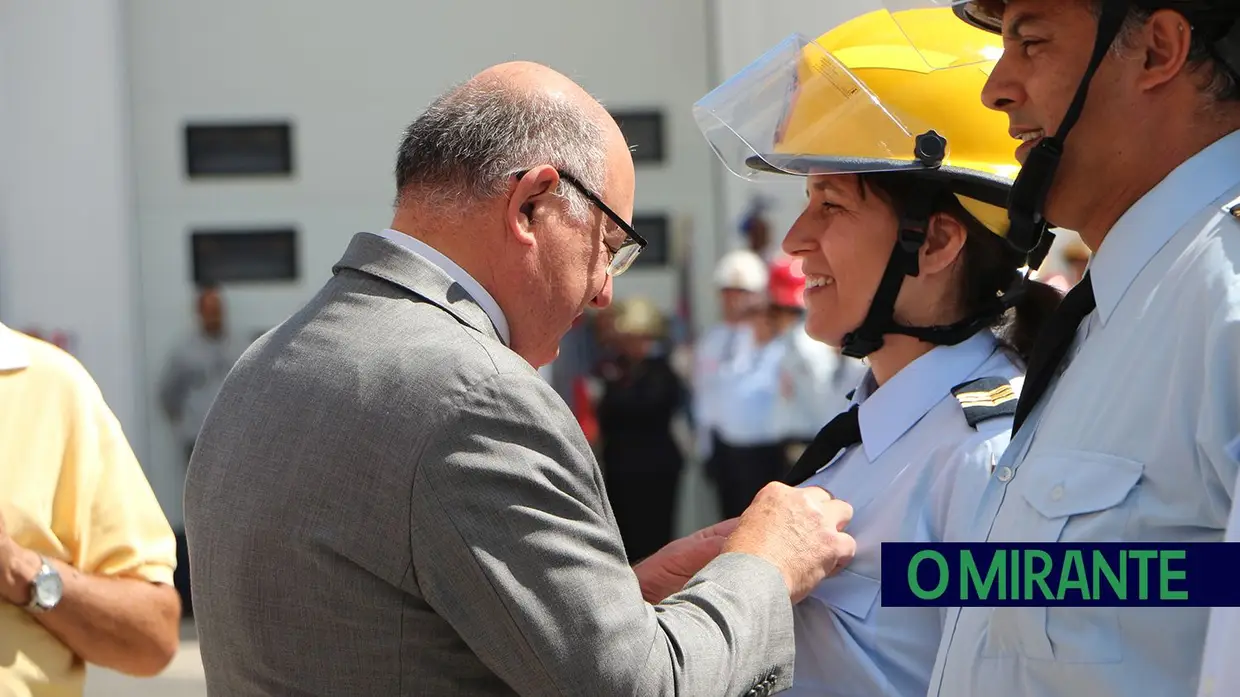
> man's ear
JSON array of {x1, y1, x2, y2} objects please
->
[
  {"x1": 506, "y1": 166, "x2": 561, "y2": 246},
  {"x1": 1135, "y1": 9, "x2": 1193, "y2": 93},
  {"x1": 920, "y1": 212, "x2": 968, "y2": 276}
]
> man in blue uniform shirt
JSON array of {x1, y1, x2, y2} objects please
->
[{"x1": 870, "y1": 0, "x2": 1240, "y2": 695}]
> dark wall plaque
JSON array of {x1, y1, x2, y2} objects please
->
[
  {"x1": 191, "y1": 228, "x2": 298, "y2": 284},
  {"x1": 631, "y1": 214, "x2": 670, "y2": 268},
  {"x1": 611, "y1": 110, "x2": 665, "y2": 163},
  {"x1": 185, "y1": 122, "x2": 293, "y2": 177}
]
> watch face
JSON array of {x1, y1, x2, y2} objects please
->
[{"x1": 34, "y1": 568, "x2": 63, "y2": 608}]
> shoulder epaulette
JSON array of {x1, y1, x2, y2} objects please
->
[
  {"x1": 950, "y1": 377, "x2": 1018, "y2": 429},
  {"x1": 1224, "y1": 195, "x2": 1240, "y2": 220}
]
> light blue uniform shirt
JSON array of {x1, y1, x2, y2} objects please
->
[
  {"x1": 713, "y1": 331, "x2": 788, "y2": 447},
  {"x1": 692, "y1": 322, "x2": 756, "y2": 455},
  {"x1": 791, "y1": 331, "x2": 1023, "y2": 697},
  {"x1": 1198, "y1": 436, "x2": 1240, "y2": 697},
  {"x1": 771, "y1": 320, "x2": 862, "y2": 444},
  {"x1": 931, "y1": 129, "x2": 1240, "y2": 697}
]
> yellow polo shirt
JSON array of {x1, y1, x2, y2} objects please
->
[{"x1": 0, "y1": 323, "x2": 176, "y2": 697}]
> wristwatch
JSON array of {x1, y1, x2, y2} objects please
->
[{"x1": 25, "y1": 556, "x2": 63, "y2": 614}]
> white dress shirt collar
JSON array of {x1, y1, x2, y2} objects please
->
[
  {"x1": 1091, "y1": 128, "x2": 1240, "y2": 325},
  {"x1": 0, "y1": 322, "x2": 31, "y2": 371},
  {"x1": 378, "y1": 228, "x2": 511, "y2": 346},
  {"x1": 854, "y1": 330, "x2": 1001, "y2": 461}
]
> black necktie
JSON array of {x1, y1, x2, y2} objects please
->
[
  {"x1": 783, "y1": 406, "x2": 861, "y2": 486},
  {"x1": 1013, "y1": 272, "x2": 1096, "y2": 432}
]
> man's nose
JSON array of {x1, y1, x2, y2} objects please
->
[{"x1": 981, "y1": 54, "x2": 1022, "y2": 113}]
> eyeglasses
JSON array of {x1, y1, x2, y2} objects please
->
[{"x1": 514, "y1": 169, "x2": 647, "y2": 276}]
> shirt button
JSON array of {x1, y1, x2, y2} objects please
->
[
  {"x1": 996, "y1": 466, "x2": 1014, "y2": 482},
  {"x1": 1051, "y1": 485, "x2": 1065, "y2": 501}
]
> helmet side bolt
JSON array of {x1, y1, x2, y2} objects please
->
[{"x1": 914, "y1": 130, "x2": 948, "y2": 167}]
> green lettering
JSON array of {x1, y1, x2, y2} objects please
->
[
  {"x1": 962, "y1": 550, "x2": 1005, "y2": 600},
  {"x1": 1092, "y1": 550, "x2": 1127, "y2": 600},
  {"x1": 1024, "y1": 550, "x2": 1055, "y2": 600},
  {"x1": 909, "y1": 551, "x2": 949, "y2": 600},
  {"x1": 1130, "y1": 550, "x2": 1158, "y2": 600},
  {"x1": 1160, "y1": 550, "x2": 1188, "y2": 601},
  {"x1": 1009, "y1": 546, "x2": 1018, "y2": 601},
  {"x1": 1056, "y1": 550, "x2": 1091, "y2": 600}
]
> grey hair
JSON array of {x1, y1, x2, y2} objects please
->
[{"x1": 394, "y1": 77, "x2": 610, "y2": 222}]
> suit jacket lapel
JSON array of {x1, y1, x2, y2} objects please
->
[{"x1": 332, "y1": 232, "x2": 503, "y2": 344}]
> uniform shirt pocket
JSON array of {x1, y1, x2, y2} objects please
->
[
  {"x1": 809, "y1": 567, "x2": 881, "y2": 622},
  {"x1": 984, "y1": 451, "x2": 1144, "y2": 664}
]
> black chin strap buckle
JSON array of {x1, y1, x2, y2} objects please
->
[
  {"x1": 841, "y1": 331, "x2": 884, "y2": 359},
  {"x1": 898, "y1": 227, "x2": 927, "y2": 277},
  {"x1": 1007, "y1": 137, "x2": 1062, "y2": 256}
]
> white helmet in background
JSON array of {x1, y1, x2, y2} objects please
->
[{"x1": 713, "y1": 249, "x2": 768, "y2": 293}]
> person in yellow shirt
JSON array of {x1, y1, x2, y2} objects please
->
[{"x1": 0, "y1": 322, "x2": 181, "y2": 696}]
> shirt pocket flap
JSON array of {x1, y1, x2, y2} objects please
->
[
  {"x1": 1020, "y1": 452, "x2": 1144, "y2": 519},
  {"x1": 809, "y1": 567, "x2": 881, "y2": 621}
]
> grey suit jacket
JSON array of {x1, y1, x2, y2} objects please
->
[{"x1": 184, "y1": 232, "x2": 795, "y2": 696}]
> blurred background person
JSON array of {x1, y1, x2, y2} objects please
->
[
  {"x1": 690, "y1": 249, "x2": 768, "y2": 490},
  {"x1": 541, "y1": 312, "x2": 607, "y2": 446},
  {"x1": 156, "y1": 284, "x2": 245, "y2": 466},
  {"x1": 740, "y1": 197, "x2": 776, "y2": 259},
  {"x1": 767, "y1": 256, "x2": 865, "y2": 464},
  {"x1": 156, "y1": 283, "x2": 246, "y2": 618},
  {"x1": 709, "y1": 259, "x2": 795, "y2": 519},
  {"x1": 595, "y1": 298, "x2": 687, "y2": 562}
]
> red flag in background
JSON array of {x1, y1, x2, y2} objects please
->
[{"x1": 572, "y1": 374, "x2": 599, "y2": 444}]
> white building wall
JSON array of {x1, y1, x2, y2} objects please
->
[
  {"x1": 0, "y1": 0, "x2": 148, "y2": 476},
  {"x1": 124, "y1": 0, "x2": 725, "y2": 527}
]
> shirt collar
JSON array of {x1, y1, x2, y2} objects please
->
[
  {"x1": 1091, "y1": 128, "x2": 1240, "y2": 325},
  {"x1": 377, "y1": 228, "x2": 511, "y2": 346},
  {"x1": 854, "y1": 331, "x2": 999, "y2": 461},
  {"x1": 0, "y1": 322, "x2": 31, "y2": 371}
]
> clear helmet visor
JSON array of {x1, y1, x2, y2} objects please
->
[
  {"x1": 693, "y1": 11, "x2": 999, "y2": 182},
  {"x1": 694, "y1": 33, "x2": 944, "y2": 181},
  {"x1": 881, "y1": 1, "x2": 1006, "y2": 67}
]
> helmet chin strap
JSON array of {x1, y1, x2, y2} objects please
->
[
  {"x1": 840, "y1": 170, "x2": 1041, "y2": 360},
  {"x1": 1005, "y1": 0, "x2": 1131, "y2": 262},
  {"x1": 840, "y1": 188, "x2": 934, "y2": 359},
  {"x1": 839, "y1": 198, "x2": 1027, "y2": 360},
  {"x1": 1216, "y1": 19, "x2": 1240, "y2": 79}
]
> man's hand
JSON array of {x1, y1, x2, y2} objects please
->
[
  {"x1": 0, "y1": 508, "x2": 41, "y2": 606},
  {"x1": 634, "y1": 518, "x2": 741, "y2": 604},
  {"x1": 0, "y1": 507, "x2": 180, "y2": 676},
  {"x1": 723, "y1": 482, "x2": 856, "y2": 604}
]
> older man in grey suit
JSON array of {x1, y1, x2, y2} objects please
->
[{"x1": 184, "y1": 61, "x2": 856, "y2": 697}]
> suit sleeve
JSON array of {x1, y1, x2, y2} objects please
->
[{"x1": 409, "y1": 371, "x2": 794, "y2": 697}]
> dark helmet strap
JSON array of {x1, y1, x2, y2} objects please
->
[
  {"x1": 1214, "y1": 19, "x2": 1240, "y2": 79},
  {"x1": 841, "y1": 186, "x2": 1047, "y2": 358},
  {"x1": 1006, "y1": 0, "x2": 1131, "y2": 259},
  {"x1": 840, "y1": 188, "x2": 935, "y2": 359},
  {"x1": 886, "y1": 271, "x2": 1028, "y2": 346}
]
